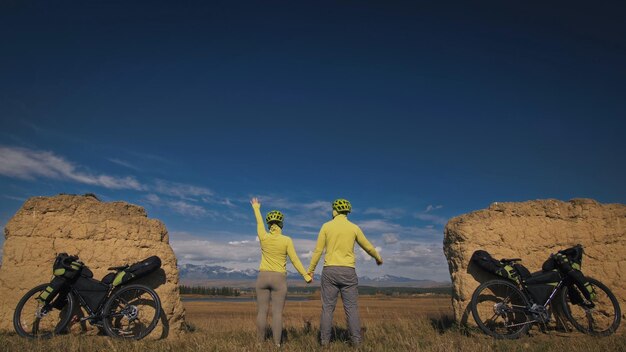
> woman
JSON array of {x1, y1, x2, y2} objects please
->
[{"x1": 250, "y1": 197, "x2": 312, "y2": 347}]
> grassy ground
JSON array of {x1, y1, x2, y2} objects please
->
[{"x1": 1, "y1": 296, "x2": 624, "y2": 351}]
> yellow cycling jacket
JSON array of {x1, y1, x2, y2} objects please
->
[
  {"x1": 253, "y1": 204, "x2": 311, "y2": 281},
  {"x1": 308, "y1": 214, "x2": 381, "y2": 273}
]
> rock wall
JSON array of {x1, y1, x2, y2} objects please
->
[
  {"x1": 444, "y1": 198, "x2": 626, "y2": 329},
  {"x1": 0, "y1": 194, "x2": 185, "y2": 338}
]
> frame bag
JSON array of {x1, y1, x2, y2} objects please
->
[{"x1": 73, "y1": 275, "x2": 109, "y2": 312}]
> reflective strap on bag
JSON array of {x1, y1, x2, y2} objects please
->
[
  {"x1": 38, "y1": 286, "x2": 55, "y2": 301},
  {"x1": 54, "y1": 268, "x2": 66, "y2": 276},
  {"x1": 584, "y1": 282, "x2": 596, "y2": 300},
  {"x1": 499, "y1": 265, "x2": 520, "y2": 284}
]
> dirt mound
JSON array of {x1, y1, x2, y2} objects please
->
[
  {"x1": 0, "y1": 194, "x2": 185, "y2": 338},
  {"x1": 443, "y1": 198, "x2": 626, "y2": 328}
]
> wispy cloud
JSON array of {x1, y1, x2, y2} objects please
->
[
  {"x1": 154, "y1": 179, "x2": 214, "y2": 199},
  {"x1": 0, "y1": 146, "x2": 144, "y2": 190},
  {"x1": 359, "y1": 219, "x2": 440, "y2": 243},
  {"x1": 107, "y1": 158, "x2": 140, "y2": 171},
  {"x1": 414, "y1": 204, "x2": 448, "y2": 225},
  {"x1": 144, "y1": 194, "x2": 214, "y2": 218},
  {"x1": 382, "y1": 233, "x2": 399, "y2": 244},
  {"x1": 414, "y1": 213, "x2": 448, "y2": 226},
  {"x1": 128, "y1": 151, "x2": 173, "y2": 165},
  {"x1": 425, "y1": 204, "x2": 443, "y2": 212},
  {"x1": 363, "y1": 207, "x2": 405, "y2": 219},
  {"x1": 3, "y1": 195, "x2": 27, "y2": 202}
]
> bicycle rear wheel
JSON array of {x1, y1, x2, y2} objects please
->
[
  {"x1": 13, "y1": 284, "x2": 75, "y2": 338},
  {"x1": 560, "y1": 277, "x2": 621, "y2": 336},
  {"x1": 102, "y1": 284, "x2": 161, "y2": 340},
  {"x1": 470, "y1": 279, "x2": 531, "y2": 339}
]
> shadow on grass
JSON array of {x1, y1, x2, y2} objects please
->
[
  {"x1": 263, "y1": 321, "x2": 362, "y2": 345},
  {"x1": 428, "y1": 314, "x2": 478, "y2": 337}
]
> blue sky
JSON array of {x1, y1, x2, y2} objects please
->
[{"x1": 1, "y1": 1, "x2": 625, "y2": 281}]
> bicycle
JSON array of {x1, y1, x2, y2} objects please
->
[
  {"x1": 470, "y1": 256, "x2": 621, "y2": 339},
  {"x1": 13, "y1": 254, "x2": 162, "y2": 340}
]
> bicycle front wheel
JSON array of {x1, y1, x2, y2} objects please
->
[
  {"x1": 470, "y1": 279, "x2": 531, "y2": 339},
  {"x1": 13, "y1": 284, "x2": 75, "y2": 339},
  {"x1": 560, "y1": 277, "x2": 621, "y2": 336},
  {"x1": 102, "y1": 284, "x2": 161, "y2": 340}
]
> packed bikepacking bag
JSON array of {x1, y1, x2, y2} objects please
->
[
  {"x1": 541, "y1": 244, "x2": 595, "y2": 301},
  {"x1": 36, "y1": 276, "x2": 69, "y2": 306},
  {"x1": 471, "y1": 250, "x2": 530, "y2": 284},
  {"x1": 52, "y1": 253, "x2": 84, "y2": 280},
  {"x1": 101, "y1": 256, "x2": 161, "y2": 287},
  {"x1": 73, "y1": 274, "x2": 109, "y2": 312},
  {"x1": 37, "y1": 252, "x2": 85, "y2": 306},
  {"x1": 524, "y1": 270, "x2": 561, "y2": 305}
]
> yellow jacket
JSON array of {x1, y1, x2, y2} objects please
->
[
  {"x1": 253, "y1": 204, "x2": 311, "y2": 281},
  {"x1": 308, "y1": 214, "x2": 381, "y2": 272}
]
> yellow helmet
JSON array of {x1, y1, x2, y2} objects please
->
[
  {"x1": 332, "y1": 199, "x2": 352, "y2": 213},
  {"x1": 265, "y1": 210, "x2": 284, "y2": 227}
]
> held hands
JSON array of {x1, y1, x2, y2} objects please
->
[
  {"x1": 250, "y1": 197, "x2": 261, "y2": 208},
  {"x1": 305, "y1": 272, "x2": 314, "y2": 284}
]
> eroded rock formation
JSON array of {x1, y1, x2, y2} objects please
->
[
  {"x1": 0, "y1": 194, "x2": 185, "y2": 338},
  {"x1": 444, "y1": 198, "x2": 626, "y2": 328}
]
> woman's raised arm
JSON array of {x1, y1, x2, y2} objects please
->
[{"x1": 250, "y1": 197, "x2": 266, "y2": 239}]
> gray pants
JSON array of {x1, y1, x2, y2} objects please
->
[
  {"x1": 320, "y1": 266, "x2": 361, "y2": 345},
  {"x1": 256, "y1": 271, "x2": 287, "y2": 345}
]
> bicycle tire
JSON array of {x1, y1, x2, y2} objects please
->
[
  {"x1": 102, "y1": 284, "x2": 161, "y2": 340},
  {"x1": 13, "y1": 283, "x2": 75, "y2": 339},
  {"x1": 470, "y1": 279, "x2": 531, "y2": 339},
  {"x1": 560, "y1": 277, "x2": 621, "y2": 336}
]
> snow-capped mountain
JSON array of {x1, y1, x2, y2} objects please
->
[
  {"x1": 178, "y1": 264, "x2": 445, "y2": 287},
  {"x1": 359, "y1": 274, "x2": 415, "y2": 283},
  {"x1": 179, "y1": 264, "x2": 259, "y2": 280}
]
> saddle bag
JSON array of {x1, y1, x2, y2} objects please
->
[
  {"x1": 471, "y1": 250, "x2": 523, "y2": 284},
  {"x1": 106, "y1": 256, "x2": 161, "y2": 287}
]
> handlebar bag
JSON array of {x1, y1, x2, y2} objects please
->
[{"x1": 52, "y1": 253, "x2": 83, "y2": 281}]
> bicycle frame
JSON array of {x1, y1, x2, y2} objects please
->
[
  {"x1": 69, "y1": 284, "x2": 115, "y2": 322},
  {"x1": 528, "y1": 279, "x2": 566, "y2": 308},
  {"x1": 505, "y1": 278, "x2": 566, "y2": 328}
]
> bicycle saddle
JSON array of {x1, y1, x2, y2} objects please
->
[
  {"x1": 500, "y1": 258, "x2": 522, "y2": 263},
  {"x1": 107, "y1": 264, "x2": 129, "y2": 271}
]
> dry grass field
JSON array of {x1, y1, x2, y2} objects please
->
[{"x1": 1, "y1": 295, "x2": 625, "y2": 351}]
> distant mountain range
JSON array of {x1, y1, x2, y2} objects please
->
[{"x1": 178, "y1": 264, "x2": 448, "y2": 288}]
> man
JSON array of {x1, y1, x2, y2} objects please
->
[{"x1": 307, "y1": 198, "x2": 383, "y2": 346}]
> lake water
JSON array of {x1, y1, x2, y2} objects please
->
[{"x1": 181, "y1": 296, "x2": 312, "y2": 302}]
